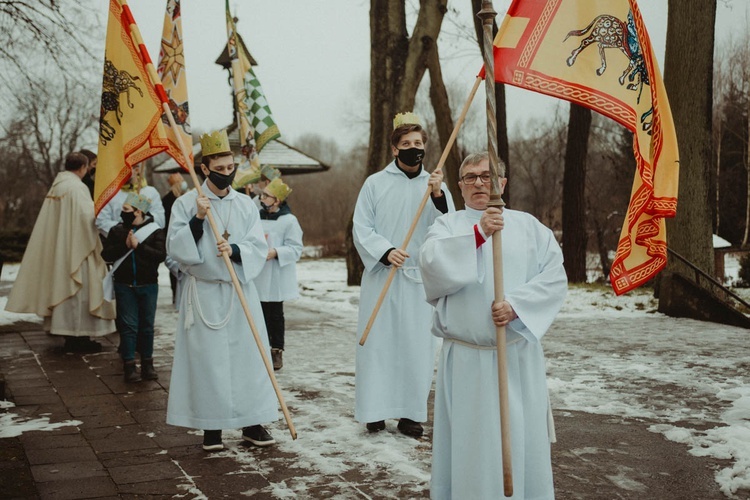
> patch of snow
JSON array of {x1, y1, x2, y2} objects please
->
[{"x1": 0, "y1": 401, "x2": 82, "y2": 438}]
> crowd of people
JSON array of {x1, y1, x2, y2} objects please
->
[{"x1": 5, "y1": 114, "x2": 567, "y2": 499}]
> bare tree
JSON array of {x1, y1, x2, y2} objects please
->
[
  {"x1": 0, "y1": 2, "x2": 97, "y2": 84},
  {"x1": 509, "y1": 111, "x2": 566, "y2": 229},
  {"x1": 0, "y1": 74, "x2": 98, "y2": 230},
  {"x1": 562, "y1": 103, "x2": 592, "y2": 283},
  {"x1": 346, "y1": 0, "x2": 453, "y2": 285},
  {"x1": 662, "y1": 0, "x2": 717, "y2": 284},
  {"x1": 585, "y1": 118, "x2": 636, "y2": 282},
  {"x1": 714, "y1": 32, "x2": 750, "y2": 247}
]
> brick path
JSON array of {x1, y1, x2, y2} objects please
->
[{"x1": 0, "y1": 267, "x2": 742, "y2": 499}]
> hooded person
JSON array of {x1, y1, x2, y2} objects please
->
[
  {"x1": 6, "y1": 152, "x2": 116, "y2": 352},
  {"x1": 165, "y1": 129, "x2": 278, "y2": 451},
  {"x1": 255, "y1": 178, "x2": 303, "y2": 371}
]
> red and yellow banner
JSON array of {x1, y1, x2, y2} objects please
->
[
  {"x1": 95, "y1": 0, "x2": 170, "y2": 214},
  {"x1": 157, "y1": 0, "x2": 193, "y2": 171},
  {"x1": 484, "y1": 0, "x2": 679, "y2": 295}
]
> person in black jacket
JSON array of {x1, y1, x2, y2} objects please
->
[{"x1": 102, "y1": 193, "x2": 166, "y2": 382}]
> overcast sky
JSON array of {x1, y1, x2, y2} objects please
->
[{"x1": 112, "y1": 1, "x2": 747, "y2": 149}]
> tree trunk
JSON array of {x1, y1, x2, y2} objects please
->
[
  {"x1": 714, "y1": 119, "x2": 721, "y2": 233},
  {"x1": 347, "y1": 0, "x2": 450, "y2": 286},
  {"x1": 562, "y1": 103, "x2": 591, "y2": 283},
  {"x1": 470, "y1": 0, "x2": 511, "y2": 206},
  {"x1": 663, "y1": 0, "x2": 716, "y2": 277},
  {"x1": 744, "y1": 96, "x2": 750, "y2": 247},
  {"x1": 426, "y1": 45, "x2": 463, "y2": 208}
]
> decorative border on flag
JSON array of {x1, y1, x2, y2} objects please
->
[
  {"x1": 256, "y1": 125, "x2": 280, "y2": 152},
  {"x1": 518, "y1": 0, "x2": 561, "y2": 68},
  {"x1": 520, "y1": 73, "x2": 637, "y2": 125}
]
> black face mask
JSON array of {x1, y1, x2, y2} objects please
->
[
  {"x1": 397, "y1": 147, "x2": 425, "y2": 167},
  {"x1": 120, "y1": 211, "x2": 136, "y2": 228},
  {"x1": 207, "y1": 169, "x2": 236, "y2": 190},
  {"x1": 260, "y1": 201, "x2": 273, "y2": 211}
]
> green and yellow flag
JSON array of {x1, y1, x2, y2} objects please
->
[
  {"x1": 483, "y1": 0, "x2": 679, "y2": 295},
  {"x1": 95, "y1": 0, "x2": 170, "y2": 213},
  {"x1": 225, "y1": 0, "x2": 280, "y2": 155},
  {"x1": 157, "y1": 0, "x2": 193, "y2": 171}
]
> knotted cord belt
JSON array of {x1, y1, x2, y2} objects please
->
[{"x1": 182, "y1": 274, "x2": 235, "y2": 330}]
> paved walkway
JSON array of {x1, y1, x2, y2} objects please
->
[{"x1": 0, "y1": 271, "x2": 740, "y2": 499}]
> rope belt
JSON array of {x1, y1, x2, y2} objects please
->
[
  {"x1": 443, "y1": 335, "x2": 557, "y2": 442},
  {"x1": 443, "y1": 336, "x2": 523, "y2": 350},
  {"x1": 182, "y1": 274, "x2": 235, "y2": 330},
  {"x1": 399, "y1": 265, "x2": 423, "y2": 284}
]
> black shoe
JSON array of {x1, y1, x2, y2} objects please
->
[
  {"x1": 242, "y1": 425, "x2": 276, "y2": 447},
  {"x1": 202, "y1": 430, "x2": 224, "y2": 451},
  {"x1": 397, "y1": 418, "x2": 423, "y2": 438},
  {"x1": 140, "y1": 358, "x2": 158, "y2": 380},
  {"x1": 123, "y1": 361, "x2": 141, "y2": 383},
  {"x1": 366, "y1": 420, "x2": 386, "y2": 433},
  {"x1": 64, "y1": 337, "x2": 102, "y2": 353},
  {"x1": 271, "y1": 349, "x2": 283, "y2": 371}
]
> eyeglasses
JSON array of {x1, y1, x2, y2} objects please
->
[
  {"x1": 460, "y1": 173, "x2": 492, "y2": 184},
  {"x1": 260, "y1": 192, "x2": 277, "y2": 201}
]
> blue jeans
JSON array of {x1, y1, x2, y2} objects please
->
[{"x1": 114, "y1": 283, "x2": 158, "y2": 361}]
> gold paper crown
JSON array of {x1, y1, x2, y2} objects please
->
[
  {"x1": 393, "y1": 111, "x2": 421, "y2": 129},
  {"x1": 200, "y1": 129, "x2": 231, "y2": 156},
  {"x1": 261, "y1": 164, "x2": 281, "y2": 181},
  {"x1": 232, "y1": 164, "x2": 262, "y2": 189},
  {"x1": 123, "y1": 192, "x2": 152, "y2": 213},
  {"x1": 265, "y1": 177, "x2": 292, "y2": 202}
]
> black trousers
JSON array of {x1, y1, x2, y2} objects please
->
[{"x1": 261, "y1": 301, "x2": 285, "y2": 350}]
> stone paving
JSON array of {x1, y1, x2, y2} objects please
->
[
  {"x1": 0, "y1": 269, "x2": 743, "y2": 499},
  {"x1": 0, "y1": 325, "x2": 437, "y2": 499}
]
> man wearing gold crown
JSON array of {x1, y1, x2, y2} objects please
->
[
  {"x1": 165, "y1": 129, "x2": 278, "y2": 451},
  {"x1": 255, "y1": 177, "x2": 303, "y2": 371},
  {"x1": 96, "y1": 162, "x2": 166, "y2": 237},
  {"x1": 352, "y1": 112, "x2": 455, "y2": 437},
  {"x1": 6, "y1": 152, "x2": 116, "y2": 352}
]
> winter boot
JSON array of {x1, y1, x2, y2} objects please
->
[
  {"x1": 140, "y1": 357, "x2": 158, "y2": 380},
  {"x1": 123, "y1": 360, "x2": 141, "y2": 383},
  {"x1": 271, "y1": 348, "x2": 283, "y2": 371}
]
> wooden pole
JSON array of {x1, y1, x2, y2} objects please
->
[
  {"x1": 358, "y1": 76, "x2": 482, "y2": 346},
  {"x1": 120, "y1": 0, "x2": 297, "y2": 440},
  {"x1": 478, "y1": 0, "x2": 513, "y2": 496}
]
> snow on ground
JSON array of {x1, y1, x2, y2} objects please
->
[
  {"x1": 0, "y1": 296, "x2": 41, "y2": 326},
  {"x1": 3, "y1": 258, "x2": 750, "y2": 497},
  {"x1": 0, "y1": 400, "x2": 82, "y2": 438},
  {"x1": 0, "y1": 265, "x2": 42, "y2": 326}
]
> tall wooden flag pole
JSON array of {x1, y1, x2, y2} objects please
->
[
  {"x1": 118, "y1": 0, "x2": 297, "y2": 440},
  {"x1": 358, "y1": 76, "x2": 482, "y2": 346},
  {"x1": 479, "y1": 0, "x2": 513, "y2": 496}
]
